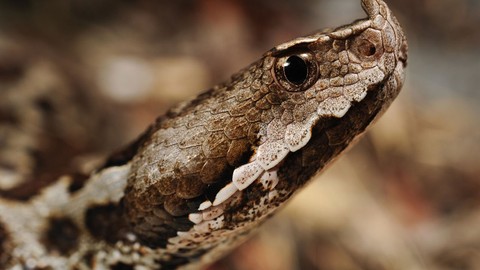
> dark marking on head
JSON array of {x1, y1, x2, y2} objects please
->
[
  {"x1": 202, "y1": 149, "x2": 249, "y2": 201},
  {"x1": 163, "y1": 195, "x2": 203, "y2": 217},
  {"x1": 85, "y1": 203, "x2": 130, "y2": 244},
  {"x1": 126, "y1": 200, "x2": 196, "y2": 248},
  {"x1": 42, "y1": 216, "x2": 80, "y2": 255},
  {"x1": 204, "y1": 182, "x2": 226, "y2": 203},
  {"x1": 110, "y1": 262, "x2": 134, "y2": 270}
]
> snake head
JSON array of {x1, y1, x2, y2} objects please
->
[
  {"x1": 120, "y1": 0, "x2": 408, "y2": 267},
  {"x1": 218, "y1": 0, "x2": 409, "y2": 199}
]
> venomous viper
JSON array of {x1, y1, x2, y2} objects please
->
[{"x1": 0, "y1": 0, "x2": 407, "y2": 269}]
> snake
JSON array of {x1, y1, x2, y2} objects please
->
[{"x1": 0, "y1": 0, "x2": 407, "y2": 269}]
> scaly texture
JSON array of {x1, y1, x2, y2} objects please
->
[{"x1": 0, "y1": 0, "x2": 407, "y2": 269}]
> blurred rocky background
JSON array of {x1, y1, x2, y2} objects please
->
[{"x1": 0, "y1": 0, "x2": 479, "y2": 269}]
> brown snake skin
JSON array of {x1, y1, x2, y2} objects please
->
[{"x1": 0, "y1": 0, "x2": 407, "y2": 269}]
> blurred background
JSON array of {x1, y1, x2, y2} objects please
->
[{"x1": 0, "y1": 0, "x2": 479, "y2": 269}]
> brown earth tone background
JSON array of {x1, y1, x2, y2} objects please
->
[{"x1": 0, "y1": 0, "x2": 479, "y2": 269}]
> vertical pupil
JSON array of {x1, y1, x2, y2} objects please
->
[{"x1": 283, "y1": 55, "x2": 308, "y2": 85}]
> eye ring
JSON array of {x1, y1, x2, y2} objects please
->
[{"x1": 273, "y1": 52, "x2": 318, "y2": 92}]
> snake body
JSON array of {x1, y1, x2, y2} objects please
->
[{"x1": 0, "y1": 0, "x2": 407, "y2": 269}]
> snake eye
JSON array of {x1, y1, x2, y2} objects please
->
[
  {"x1": 274, "y1": 52, "x2": 318, "y2": 92},
  {"x1": 283, "y1": 55, "x2": 308, "y2": 85}
]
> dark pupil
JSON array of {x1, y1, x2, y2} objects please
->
[{"x1": 283, "y1": 55, "x2": 308, "y2": 85}]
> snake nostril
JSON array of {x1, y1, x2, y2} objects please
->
[{"x1": 359, "y1": 40, "x2": 377, "y2": 57}]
